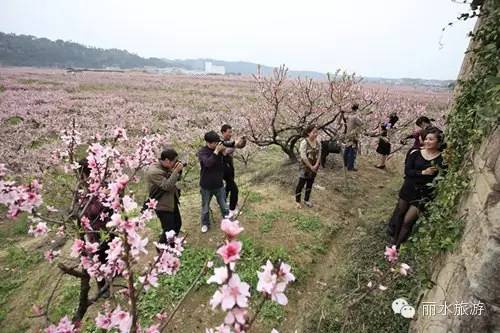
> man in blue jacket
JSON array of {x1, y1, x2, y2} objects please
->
[{"x1": 198, "y1": 131, "x2": 229, "y2": 233}]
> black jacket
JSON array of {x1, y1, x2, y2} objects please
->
[{"x1": 198, "y1": 146, "x2": 225, "y2": 190}]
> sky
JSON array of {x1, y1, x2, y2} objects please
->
[{"x1": 0, "y1": 0, "x2": 477, "y2": 80}]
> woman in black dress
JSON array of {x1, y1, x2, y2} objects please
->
[
  {"x1": 375, "y1": 113, "x2": 399, "y2": 169},
  {"x1": 390, "y1": 127, "x2": 446, "y2": 248}
]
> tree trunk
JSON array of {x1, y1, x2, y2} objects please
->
[
  {"x1": 282, "y1": 146, "x2": 298, "y2": 162},
  {"x1": 73, "y1": 273, "x2": 91, "y2": 322}
]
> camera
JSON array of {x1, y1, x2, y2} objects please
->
[{"x1": 219, "y1": 140, "x2": 235, "y2": 148}]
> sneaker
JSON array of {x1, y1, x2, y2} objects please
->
[
  {"x1": 304, "y1": 201, "x2": 313, "y2": 208},
  {"x1": 295, "y1": 202, "x2": 302, "y2": 209},
  {"x1": 201, "y1": 225, "x2": 208, "y2": 233},
  {"x1": 227, "y1": 209, "x2": 238, "y2": 219},
  {"x1": 348, "y1": 168, "x2": 358, "y2": 172}
]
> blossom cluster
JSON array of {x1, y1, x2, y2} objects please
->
[
  {"x1": 0, "y1": 164, "x2": 43, "y2": 218},
  {"x1": 207, "y1": 218, "x2": 294, "y2": 333}
]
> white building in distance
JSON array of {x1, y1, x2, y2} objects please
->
[{"x1": 205, "y1": 61, "x2": 226, "y2": 75}]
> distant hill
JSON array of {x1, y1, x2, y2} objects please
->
[
  {"x1": 0, "y1": 32, "x2": 177, "y2": 69},
  {"x1": 173, "y1": 58, "x2": 326, "y2": 78},
  {"x1": 0, "y1": 32, "x2": 454, "y2": 88}
]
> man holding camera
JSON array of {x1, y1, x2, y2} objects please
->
[
  {"x1": 145, "y1": 148, "x2": 184, "y2": 243},
  {"x1": 221, "y1": 124, "x2": 247, "y2": 218},
  {"x1": 198, "y1": 131, "x2": 230, "y2": 233}
]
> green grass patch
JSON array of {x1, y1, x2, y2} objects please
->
[
  {"x1": 137, "y1": 247, "x2": 214, "y2": 325},
  {"x1": 52, "y1": 281, "x2": 80, "y2": 321},
  {"x1": 30, "y1": 131, "x2": 60, "y2": 149},
  {"x1": 5, "y1": 116, "x2": 24, "y2": 126},
  {"x1": 0, "y1": 212, "x2": 29, "y2": 242},
  {"x1": 258, "y1": 301, "x2": 285, "y2": 327},
  {"x1": 244, "y1": 190, "x2": 264, "y2": 204},
  {"x1": 291, "y1": 214, "x2": 322, "y2": 232},
  {"x1": 0, "y1": 246, "x2": 43, "y2": 326}
]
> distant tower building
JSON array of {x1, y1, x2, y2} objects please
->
[{"x1": 205, "y1": 61, "x2": 226, "y2": 75}]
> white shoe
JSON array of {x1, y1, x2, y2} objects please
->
[
  {"x1": 201, "y1": 225, "x2": 208, "y2": 233},
  {"x1": 304, "y1": 201, "x2": 313, "y2": 208},
  {"x1": 227, "y1": 209, "x2": 238, "y2": 219}
]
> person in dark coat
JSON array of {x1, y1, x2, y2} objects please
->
[
  {"x1": 198, "y1": 131, "x2": 229, "y2": 233},
  {"x1": 375, "y1": 113, "x2": 399, "y2": 169},
  {"x1": 388, "y1": 127, "x2": 446, "y2": 248},
  {"x1": 220, "y1": 124, "x2": 246, "y2": 218}
]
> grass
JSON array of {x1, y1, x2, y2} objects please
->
[
  {"x1": 137, "y1": 246, "x2": 214, "y2": 326},
  {"x1": 0, "y1": 211, "x2": 29, "y2": 244},
  {"x1": 52, "y1": 281, "x2": 80, "y2": 321},
  {"x1": 29, "y1": 131, "x2": 60, "y2": 149},
  {"x1": 0, "y1": 246, "x2": 43, "y2": 326},
  {"x1": 5, "y1": 116, "x2": 24, "y2": 126},
  {"x1": 305, "y1": 176, "x2": 417, "y2": 333},
  {"x1": 292, "y1": 214, "x2": 322, "y2": 232}
]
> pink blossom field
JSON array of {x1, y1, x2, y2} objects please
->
[{"x1": 0, "y1": 67, "x2": 453, "y2": 333}]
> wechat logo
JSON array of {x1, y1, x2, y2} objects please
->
[{"x1": 392, "y1": 298, "x2": 415, "y2": 319}]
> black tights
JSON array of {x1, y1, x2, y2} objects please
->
[
  {"x1": 295, "y1": 177, "x2": 315, "y2": 203},
  {"x1": 392, "y1": 199, "x2": 421, "y2": 248}
]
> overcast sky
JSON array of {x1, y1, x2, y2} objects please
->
[{"x1": 0, "y1": 0, "x2": 476, "y2": 79}]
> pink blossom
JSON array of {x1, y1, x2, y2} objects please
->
[
  {"x1": 399, "y1": 263, "x2": 411, "y2": 276},
  {"x1": 56, "y1": 226, "x2": 65, "y2": 236},
  {"x1": 28, "y1": 221, "x2": 49, "y2": 237},
  {"x1": 85, "y1": 241, "x2": 99, "y2": 254},
  {"x1": 44, "y1": 315, "x2": 76, "y2": 333},
  {"x1": 384, "y1": 245, "x2": 398, "y2": 263},
  {"x1": 0, "y1": 164, "x2": 7, "y2": 177},
  {"x1": 256, "y1": 260, "x2": 294, "y2": 305},
  {"x1": 139, "y1": 270, "x2": 159, "y2": 290},
  {"x1": 113, "y1": 128, "x2": 128, "y2": 141},
  {"x1": 106, "y1": 237, "x2": 123, "y2": 261},
  {"x1": 256, "y1": 261, "x2": 277, "y2": 294},
  {"x1": 110, "y1": 307, "x2": 132, "y2": 333},
  {"x1": 224, "y1": 307, "x2": 247, "y2": 326},
  {"x1": 81, "y1": 216, "x2": 92, "y2": 231},
  {"x1": 128, "y1": 231, "x2": 148, "y2": 257},
  {"x1": 216, "y1": 241, "x2": 242, "y2": 264},
  {"x1": 70, "y1": 239, "x2": 85, "y2": 257},
  {"x1": 122, "y1": 195, "x2": 138, "y2": 213},
  {"x1": 277, "y1": 262, "x2": 295, "y2": 283},
  {"x1": 270, "y1": 282, "x2": 289, "y2": 305},
  {"x1": 44, "y1": 249, "x2": 60, "y2": 263},
  {"x1": 145, "y1": 198, "x2": 158, "y2": 210},
  {"x1": 206, "y1": 325, "x2": 232, "y2": 333},
  {"x1": 143, "y1": 324, "x2": 160, "y2": 333},
  {"x1": 156, "y1": 251, "x2": 181, "y2": 275},
  {"x1": 210, "y1": 274, "x2": 250, "y2": 311},
  {"x1": 220, "y1": 219, "x2": 244, "y2": 239},
  {"x1": 207, "y1": 266, "x2": 229, "y2": 285},
  {"x1": 95, "y1": 312, "x2": 112, "y2": 330},
  {"x1": 46, "y1": 205, "x2": 59, "y2": 212}
]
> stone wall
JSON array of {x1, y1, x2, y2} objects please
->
[{"x1": 410, "y1": 127, "x2": 500, "y2": 333}]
